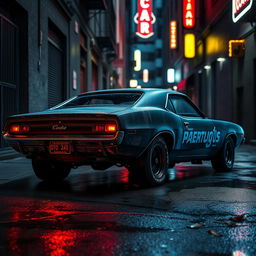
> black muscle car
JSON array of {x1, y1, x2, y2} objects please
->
[{"x1": 2, "y1": 89, "x2": 245, "y2": 186}]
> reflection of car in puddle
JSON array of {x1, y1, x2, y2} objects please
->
[{"x1": 167, "y1": 165, "x2": 207, "y2": 181}]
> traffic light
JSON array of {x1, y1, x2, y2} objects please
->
[{"x1": 229, "y1": 40, "x2": 245, "y2": 58}]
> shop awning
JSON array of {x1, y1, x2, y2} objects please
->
[{"x1": 177, "y1": 78, "x2": 187, "y2": 92}]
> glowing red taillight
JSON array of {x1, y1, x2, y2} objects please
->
[
  {"x1": 21, "y1": 125, "x2": 30, "y2": 132},
  {"x1": 95, "y1": 125, "x2": 105, "y2": 132},
  {"x1": 105, "y1": 124, "x2": 117, "y2": 133},
  {"x1": 10, "y1": 125, "x2": 20, "y2": 133},
  {"x1": 95, "y1": 124, "x2": 117, "y2": 133},
  {"x1": 9, "y1": 124, "x2": 30, "y2": 134}
]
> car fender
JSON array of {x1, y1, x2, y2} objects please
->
[
  {"x1": 116, "y1": 107, "x2": 179, "y2": 157},
  {"x1": 212, "y1": 120, "x2": 244, "y2": 148},
  {"x1": 137, "y1": 130, "x2": 176, "y2": 158}
]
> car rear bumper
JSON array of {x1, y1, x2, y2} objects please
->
[{"x1": 3, "y1": 129, "x2": 154, "y2": 164}]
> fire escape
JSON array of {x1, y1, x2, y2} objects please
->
[{"x1": 86, "y1": 0, "x2": 117, "y2": 61}]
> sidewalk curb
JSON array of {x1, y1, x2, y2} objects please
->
[{"x1": 0, "y1": 147, "x2": 22, "y2": 161}]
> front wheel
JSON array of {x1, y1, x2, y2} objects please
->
[
  {"x1": 32, "y1": 159, "x2": 71, "y2": 182},
  {"x1": 211, "y1": 137, "x2": 235, "y2": 172},
  {"x1": 129, "y1": 137, "x2": 169, "y2": 186}
]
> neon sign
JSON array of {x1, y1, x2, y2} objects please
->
[
  {"x1": 170, "y1": 21, "x2": 177, "y2": 49},
  {"x1": 184, "y1": 33, "x2": 196, "y2": 58},
  {"x1": 232, "y1": 0, "x2": 253, "y2": 23},
  {"x1": 228, "y1": 40, "x2": 245, "y2": 57},
  {"x1": 130, "y1": 80, "x2": 138, "y2": 88},
  {"x1": 134, "y1": 50, "x2": 141, "y2": 71},
  {"x1": 143, "y1": 69, "x2": 149, "y2": 83},
  {"x1": 134, "y1": 0, "x2": 156, "y2": 39},
  {"x1": 183, "y1": 0, "x2": 195, "y2": 28},
  {"x1": 167, "y1": 68, "x2": 175, "y2": 83}
]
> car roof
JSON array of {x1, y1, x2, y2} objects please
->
[
  {"x1": 79, "y1": 88, "x2": 185, "y2": 97},
  {"x1": 77, "y1": 88, "x2": 187, "y2": 109}
]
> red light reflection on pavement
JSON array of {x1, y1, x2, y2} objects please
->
[
  {"x1": 3, "y1": 197, "x2": 120, "y2": 256},
  {"x1": 8, "y1": 227, "x2": 21, "y2": 256},
  {"x1": 120, "y1": 167, "x2": 129, "y2": 183},
  {"x1": 41, "y1": 230, "x2": 77, "y2": 256}
]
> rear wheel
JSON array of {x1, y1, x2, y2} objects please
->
[
  {"x1": 32, "y1": 159, "x2": 71, "y2": 182},
  {"x1": 129, "y1": 137, "x2": 169, "y2": 186},
  {"x1": 211, "y1": 137, "x2": 235, "y2": 172}
]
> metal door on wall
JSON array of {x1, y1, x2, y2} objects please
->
[
  {"x1": 48, "y1": 42, "x2": 63, "y2": 107},
  {"x1": 0, "y1": 15, "x2": 18, "y2": 148},
  {"x1": 48, "y1": 25, "x2": 64, "y2": 108}
]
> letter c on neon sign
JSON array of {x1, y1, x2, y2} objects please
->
[{"x1": 140, "y1": 0, "x2": 150, "y2": 8}]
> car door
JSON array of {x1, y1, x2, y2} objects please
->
[{"x1": 168, "y1": 95, "x2": 217, "y2": 159}]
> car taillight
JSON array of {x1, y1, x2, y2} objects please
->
[
  {"x1": 10, "y1": 125, "x2": 20, "y2": 133},
  {"x1": 95, "y1": 124, "x2": 117, "y2": 133},
  {"x1": 105, "y1": 124, "x2": 117, "y2": 133},
  {"x1": 9, "y1": 124, "x2": 30, "y2": 134},
  {"x1": 95, "y1": 125, "x2": 105, "y2": 132}
]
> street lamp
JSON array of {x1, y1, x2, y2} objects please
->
[
  {"x1": 217, "y1": 57, "x2": 226, "y2": 62},
  {"x1": 167, "y1": 68, "x2": 175, "y2": 83},
  {"x1": 204, "y1": 65, "x2": 211, "y2": 70},
  {"x1": 129, "y1": 79, "x2": 138, "y2": 88}
]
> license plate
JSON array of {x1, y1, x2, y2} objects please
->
[{"x1": 49, "y1": 141, "x2": 71, "y2": 154}]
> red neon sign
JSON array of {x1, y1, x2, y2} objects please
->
[
  {"x1": 232, "y1": 0, "x2": 253, "y2": 22},
  {"x1": 134, "y1": 0, "x2": 156, "y2": 39},
  {"x1": 183, "y1": 0, "x2": 195, "y2": 28}
]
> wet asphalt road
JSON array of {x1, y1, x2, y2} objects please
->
[{"x1": 0, "y1": 145, "x2": 256, "y2": 256}]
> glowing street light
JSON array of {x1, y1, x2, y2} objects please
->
[
  {"x1": 129, "y1": 79, "x2": 138, "y2": 88},
  {"x1": 204, "y1": 65, "x2": 211, "y2": 70},
  {"x1": 167, "y1": 68, "x2": 175, "y2": 83},
  {"x1": 217, "y1": 57, "x2": 226, "y2": 62},
  {"x1": 134, "y1": 50, "x2": 141, "y2": 71},
  {"x1": 143, "y1": 69, "x2": 149, "y2": 83}
]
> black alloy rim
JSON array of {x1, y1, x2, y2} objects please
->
[
  {"x1": 225, "y1": 141, "x2": 234, "y2": 166},
  {"x1": 151, "y1": 145, "x2": 165, "y2": 179}
]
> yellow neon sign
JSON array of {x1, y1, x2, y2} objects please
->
[
  {"x1": 184, "y1": 33, "x2": 195, "y2": 58},
  {"x1": 228, "y1": 40, "x2": 245, "y2": 57},
  {"x1": 170, "y1": 21, "x2": 177, "y2": 49}
]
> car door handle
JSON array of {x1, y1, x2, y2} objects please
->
[{"x1": 184, "y1": 121, "x2": 189, "y2": 127}]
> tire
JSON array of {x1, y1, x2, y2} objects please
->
[
  {"x1": 32, "y1": 159, "x2": 71, "y2": 182},
  {"x1": 211, "y1": 137, "x2": 235, "y2": 172},
  {"x1": 129, "y1": 137, "x2": 169, "y2": 186}
]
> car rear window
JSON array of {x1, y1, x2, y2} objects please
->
[{"x1": 59, "y1": 93, "x2": 142, "y2": 108}]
